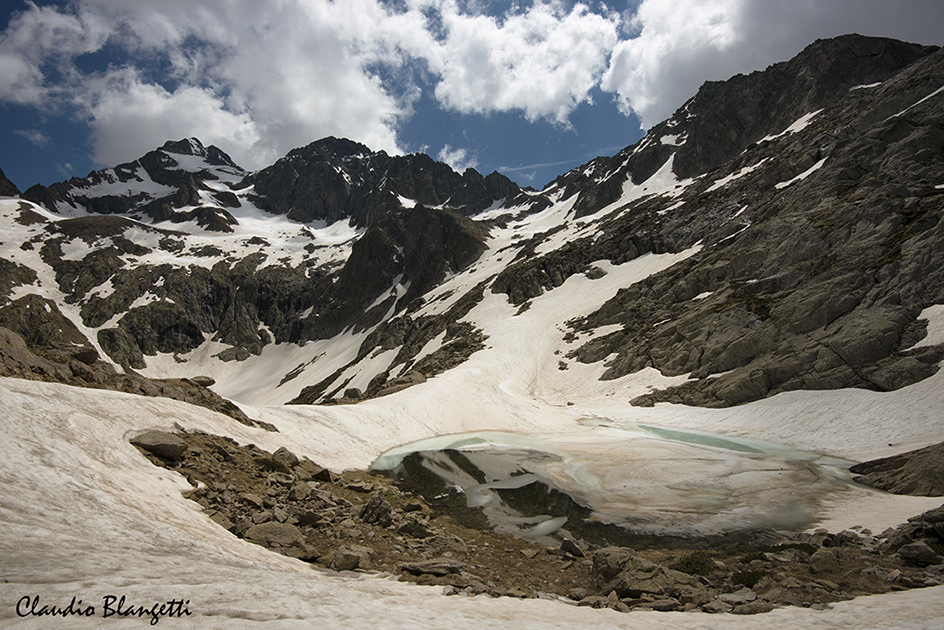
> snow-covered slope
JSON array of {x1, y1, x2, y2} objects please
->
[{"x1": 2, "y1": 367, "x2": 944, "y2": 627}]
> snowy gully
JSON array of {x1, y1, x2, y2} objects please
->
[{"x1": 16, "y1": 594, "x2": 191, "y2": 625}]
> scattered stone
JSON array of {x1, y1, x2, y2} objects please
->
[
  {"x1": 245, "y1": 521, "x2": 308, "y2": 556},
  {"x1": 288, "y1": 483, "x2": 312, "y2": 501},
  {"x1": 424, "y1": 535, "x2": 468, "y2": 557},
  {"x1": 209, "y1": 511, "x2": 234, "y2": 531},
  {"x1": 560, "y1": 538, "x2": 585, "y2": 557},
  {"x1": 702, "y1": 598, "x2": 734, "y2": 614},
  {"x1": 590, "y1": 547, "x2": 704, "y2": 598},
  {"x1": 241, "y1": 493, "x2": 265, "y2": 508},
  {"x1": 567, "y1": 587, "x2": 589, "y2": 601},
  {"x1": 720, "y1": 588, "x2": 757, "y2": 605},
  {"x1": 269, "y1": 472, "x2": 295, "y2": 486},
  {"x1": 329, "y1": 545, "x2": 373, "y2": 571},
  {"x1": 577, "y1": 595, "x2": 608, "y2": 608},
  {"x1": 272, "y1": 447, "x2": 300, "y2": 469}
]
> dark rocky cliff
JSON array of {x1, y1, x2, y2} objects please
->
[{"x1": 244, "y1": 137, "x2": 518, "y2": 227}]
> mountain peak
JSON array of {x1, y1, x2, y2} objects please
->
[
  {"x1": 247, "y1": 136, "x2": 519, "y2": 226},
  {"x1": 156, "y1": 137, "x2": 240, "y2": 169},
  {"x1": 160, "y1": 137, "x2": 207, "y2": 156}
]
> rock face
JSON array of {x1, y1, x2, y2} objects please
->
[
  {"x1": 0, "y1": 168, "x2": 19, "y2": 197},
  {"x1": 851, "y1": 442, "x2": 944, "y2": 496},
  {"x1": 562, "y1": 38, "x2": 944, "y2": 407},
  {"x1": 549, "y1": 35, "x2": 937, "y2": 218},
  {"x1": 245, "y1": 137, "x2": 518, "y2": 227}
]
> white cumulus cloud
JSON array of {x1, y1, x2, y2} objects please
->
[
  {"x1": 420, "y1": 1, "x2": 620, "y2": 124},
  {"x1": 437, "y1": 144, "x2": 478, "y2": 172}
]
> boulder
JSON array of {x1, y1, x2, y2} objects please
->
[
  {"x1": 272, "y1": 447, "x2": 300, "y2": 469},
  {"x1": 130, "y1": 430, "x2": 188, "y2": 461},
  {"x1": 329, "y1": 545, "x2": 373, "y2": 571},
  {"x1": 359, "y1": 491, "x2": 393, "y2": 527},
  {"x1": 590, "y1": 547, "x2": 704, "y2": 598},
  {"x1": 560, "y1": 538, "x2": 585, "y2": 557},
  {"x1": 719, "y1": 587, "x2": 757, "y2": 605},
  {"x1": 898, "y1": 541, "x2": 943, "y2": 566},
  {"x1": 245, "y1": 522, "x2": 310, "y2": 559}
]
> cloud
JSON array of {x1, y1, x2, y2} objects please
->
[
  {"x1": 81, "y1": 69, "x2": 261, "y2": 167},
  {"x1": 601, "y1": 0, "x2": 944, "y2": 129},
  {"x1": 14, "y1": 128, "x2": 51, "y2": 147},
  {"x1": 0, "y1": 0, "x2": 418, "y2": 168},
  {"x1": 1, "y1": 0, "x2": 943, "y2": 172},
  {"x1": 437, "y1": 144, "x2": 478, "y2": 172},
  {"x1": 0, "y1": 2, "x2": 111, "y2": 105},
  {"x1": 0, "y1": 0, "x2": 626, "y2": 168},
  {"x1": 420, "y1": 1, "x2": 620, "y2": 124}
]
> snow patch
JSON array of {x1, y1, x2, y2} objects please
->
[
  {"x1": 660, "y1": 133, "x2": 686, "y2": 146},
  {"x1": 4, "y1": 376, "x2": 943, "y2": 629},
  {"x1": 759, "y1": 109, "x2": 823, "y2": 143},
  {"x1": 887, "y1": 84, "x2": 944, "y2": 120},
  {"x1": 913, "y1": 304, "x2": 944, "y2": 348},
  {"x1": 706, "y1": 158, "x2": 769, "y2": 192},
  {"x1": 775, "y1": 157, "x2": 828, "y2": 189}
]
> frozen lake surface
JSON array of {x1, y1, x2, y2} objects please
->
[{"x1": 372, "y1": 424, "x2": 858, "y2": 542}]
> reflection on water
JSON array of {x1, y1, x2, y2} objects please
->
[{"x1": 371, "y1": 423, "x2": 858, "y2": 546}]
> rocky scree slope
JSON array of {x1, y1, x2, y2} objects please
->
[
  {"x1": 133, "y1": 429, "x2": 944, "y2": 614},
  {"x1": 1, "y1": 35, "x2": 943, "y2": 411}
]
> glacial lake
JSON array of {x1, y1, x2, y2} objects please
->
[{"x1": 370, "y1": 422, "x2": 857, "y2": 547}]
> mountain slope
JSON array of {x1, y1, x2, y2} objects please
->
[
  {"x1": 0, "y1": 35, "x2": 942, "y2": 412},
  {"x1": 3, "y1": 34, "x2": 944, "y2": 627}
]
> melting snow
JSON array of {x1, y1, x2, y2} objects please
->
[
  {"x1": 775, "y1": 157, "x2": 828, "y2": 189},
  {"x1": 759, "y1": 109, "x2": 823, "y2": 143},
  {"x1": 659, "y1": 133, "x2": 686, "y2": 146},
  {"x1": 914, "y1": 304, "x2": 944, "y2": 348},
  {"x1": 706, "y1": 158, "x2": 769, "y2": 192}
]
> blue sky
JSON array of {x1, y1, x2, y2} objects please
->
[{"x1": 2, "y1": 1, "x2": 944, "y2": 192}]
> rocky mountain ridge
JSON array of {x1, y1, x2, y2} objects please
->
[{"x1": 0, "y1": 33, "x2": 942, "y2": 414}]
